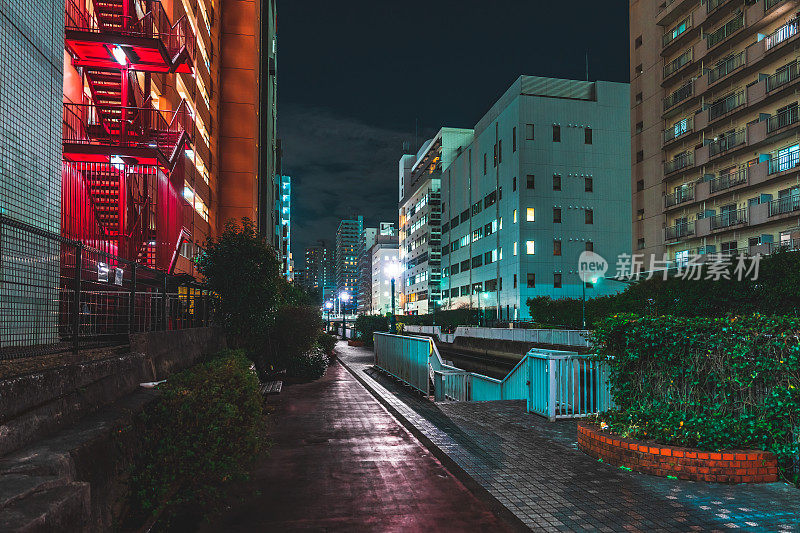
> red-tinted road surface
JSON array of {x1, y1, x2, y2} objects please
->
[{"x1": 205, "y1": 360, "x2": 514, "y2": 532}]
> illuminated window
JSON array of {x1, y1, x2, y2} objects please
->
[
  {"x1": 526, "y1": 241, "x2": 535, "y2": 255},
  {"x1": 513, "y1": 209, "x2": 518, "y2": 223},
  {"x1": 513, "y1": 242, "x2": 518, "y2": 255},
  {"x1": 526, "y1": 207, "x2": 535, "y2": 221}
]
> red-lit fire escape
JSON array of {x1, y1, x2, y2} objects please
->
[{"x1": 62, "y1": 0, "x2": 195, "y2": 273}]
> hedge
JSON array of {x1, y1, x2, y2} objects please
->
[
  {"x1": 127, "y1": 350, "x2": 265, "y2": 528},
  {"x1": 529, "y1": 250, "x2": 800, "y2": 328},
  {"x1": 592, "y1": 314, "x2": 799, "y2": 482}
]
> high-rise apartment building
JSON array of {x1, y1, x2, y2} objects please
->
[
  {"x1": 335, "y1": 216, "x2": 363, "y2": 311},
  {"x1": 398, "y1": 128, "x2": 474, "y2": 315},
  {"x1": 370, "y1": 238, "x2": 400, "y2": 315},
  {"x1": 276, "y1": 175, "x2": 292, "y2": 279},
  {"x1": 303, "y1": 241, "x2": 335, "y2": 303},
  {"x1": 631, "y1": 0, "x2": 800, "y2": 261},
  {"x1": 357, "y1": 222, "x2": 396, "y2": 314},
  {"x1": 440, "y1": 76, "x2": 631, "y2": 320}
]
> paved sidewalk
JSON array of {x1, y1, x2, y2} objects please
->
[
  {"x1": 205, "y1": 359, "x2": 516, "y2": 532},
  {"x1": 337, "y1": 342, "x2": 800, "y2": 533}
]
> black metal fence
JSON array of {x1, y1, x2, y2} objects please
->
[{"x1": 0, "y1": 215, "x2": 214, "y2": 360}]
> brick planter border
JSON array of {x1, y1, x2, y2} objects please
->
[{"x1": 577, "y1": 422, "x2": 779, "y2": 483}]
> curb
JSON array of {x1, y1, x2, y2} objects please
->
[{"x1": 335, "y1": 349, "x2": 530, "y2": 533}]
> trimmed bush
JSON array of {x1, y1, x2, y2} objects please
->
[
  {"x1": 286, "y1": 347, "x2": 328, "y2": 381},
  {"x1": 128, "y1": 350, "x2": 265, "y2": 528},
  {"x1": 354, "y1": 314, "x2": 389, "y2": 345},
  {"x1": 593, "y1": 314, "x2": 799, "y2": 482},
  {"x1": 272, "y1": 305, "x2": 323, "y2": 368},
  {"x1": 317, "y1": 332, "x2": 337, "y2": 355}
]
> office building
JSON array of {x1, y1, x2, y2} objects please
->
[
  {"x1": 370, "y1": 239, "x2": 401, "y2": 315},
  {"x1": 276, "y1": 175, "x2": 292, "y2": 279},
  {"x1": 631, "y1": 0, "x2": 800, "y2": 260},
  {"x1": 335, "y1": 216, "x2": 364, "y2": 312},
  {"x1": 398, "y1": 128, "x2": 474, "y2": 314},
  {"x1": 440, "y1": 76, "x2": 631, "y2": 320},
  {"x1": 358, "y1": 222, "x2": 397, "y2": 314}
]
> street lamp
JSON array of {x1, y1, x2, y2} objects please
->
[
  {"x1": 339, "y1": 291, "x2": 350, "y2": 337},
  {"x1": 384, "y1": 260, "x2": 401, "y2": 334},
  {"x1": 582, "y1": 276, "x2": 598, "y2": 329},
  {"x1": 324, "y1": 300, "x2": 333, "y2": 331}
]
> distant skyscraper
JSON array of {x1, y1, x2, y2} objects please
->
[
  {"x1": 304, "y1": 241, "x2": 335, "y2": 303},
  {"x1": 335, "y1": 216, "x2": 364, "y2": 312},
  {"x1": 276, "y1": 175, "x2": 292, "y2": 280}
]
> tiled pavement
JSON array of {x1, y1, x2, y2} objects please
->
[
  {"x1": 204, "y1": 358, "x2": 515, "y2": 532},
  {"x1": 336, "y1": 342, "x2": 800, "y2": 533}
]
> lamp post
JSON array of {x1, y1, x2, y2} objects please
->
[
  {"x1": 324, "y1": 300, "x2": 333, "y2": 331},
  {"x1": 384, "y1": 259, "x2": 401, "y2": 334},
  {"x1": 339, "y1": 291, "x2": 350, "y2": 338},
  {"x1": 581, "y1": 276, "x2": 598, "y2": 329}
]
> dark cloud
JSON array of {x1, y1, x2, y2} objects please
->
[{"x1": 280, "y1": 104, "x2": 423, "y2": 254}]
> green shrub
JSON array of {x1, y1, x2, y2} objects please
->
[
  {"x1": 593, "y1": 314, "x2": 800, "y2": 482},
  {"x1": 272, "y1": 305, "x2": 322, "y2": 368},
  {"x1": 286, "y1": 348, "x2": 328, "y2": 381},
  {"x1": 128, "y1": 350, "x2": 265, "y2": 528},
  {"x1": 317, "y1": 332, "x2": 337, "y2": 354},
  {"x1": 354, "y1": 314, "x2": 389, "y2": 345}
]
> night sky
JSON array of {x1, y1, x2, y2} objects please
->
[{"x1": 278, "y1": 1, "x2": 630, "y2": 261}]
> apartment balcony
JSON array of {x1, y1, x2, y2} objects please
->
[
  {"x1": 767, "y1": 151, "x2": 800, "y2": 176},
  {"x1": 710, "y1": 208, "x2": 748, "y2": 230},
  {"x1": 662, "y1": 49, "x2": 694, "y2": 85},
  {"x1": 707, "y1": 51, "x2": 745, "y2": 85},
  {"x1": 664, "y1": 221, "x2": 694, "y2": 242},
  {"x1": 664, "y1": 151, "x2": 694, "y2": 176},
  {"x1": 708, "y1": 129, "x2": 746, "y2": 158},
  {"x1": 664, "y1": 186, "x2": 694, "y2": 209},
  {"x1": 695, "y1": 89, "x2": 745, "y2": 130},
  {"x1": 768, "y1": 195, "x2": 800, "y2": 218},
  {"x1": 663, "y1": 116, "x2": 693, "y2": 146},
  {"x1": 746, "y1": 106, "x2": 800, "y2": 149},
  {"x1": 663, "y1": 81, "x2": 694, "y2": 114},
  {"x1": 746, "y1": 15, "x2": 800, "y2": 70},
  {"x1": 657, "y1": 0, "x2": 698, "y2": 27},
  {"x1": 705, "y1": 11, "x2": 744, "y2": 50},
  {"x1": 65, "y1": 0, "x2": 195, "y2": 73},
  {"x1": 62, "y1": 101, "x2": 193, "y2": 168},
  {"x1": 710, "y1": 168, "x2": 749, "y2": 194},
  {"x1": 662, "y1": 14, "x2": 697, "y2": 56}
]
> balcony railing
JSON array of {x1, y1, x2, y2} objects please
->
[
  {"x1": 665, "y1": 221, "x2": 695, "y2": 240},
  {"x1": 663, "y1": 15, "x2": 692, "y2": 48},
  {"x1": 709, "y1": 168, "x2": 748, "y2": 193},
  {"x1": 65, "y1": 0, "x2": 196, "y2": 61},
  {"x1": 765, "y1": 17, "x2": 798, "y2": 51},
  {"x1": 706, "y1": 12, "x2": 744, "y2": 48},
  {"x1": 663, "y1": 49, "x2": 693, "y2": 79},
  {"x1": 664, "y1": 186, "x2": 695, "y2": 208},
  {"x1": 708, "y1": 52, "x2": 745, "y2": 83},
  {"x1": 766, "y1": 0, "x2": 787, "y2": 11},
  {"x1": 663, "y1": 116, "x2": 693, "y2": 144},
  {"x1": 63, "y1": 101, "x2": 193, "y2": 162},
  {"x1": 767, "y1": 106, "x2": 800, "y2": 133},
  {"x1": 707, "y1": 0, "x2": 732, "y2": 14},
  {"x1": 708, "y1": 90, "x2": 745, "y2": 120},
  {"x1": 709, "y1": 130, "x2": 746, "y2": 156},
  {"x1": 769, "y1": 195, "x2": 800, "y2": 217},
  {"x1": 664, "y1": 151, "x2": 694, "y2": 174},
  {"x1": 663, "y1": 81, "x2": 694, "y2": 111},
  {"x1": 768, "y1": 150, "x2": 800, "y2": 174},
  {"x1": 710, "y1": 208, "x2": 748, "y2": 229},
  {"x1": 767, "y1": 60, "x2": 800, "y2": 92}
]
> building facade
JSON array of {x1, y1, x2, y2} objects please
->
[
  {"x1": 370, "y1": 240, "x2": 401, "y2": 315},
  {"x1": 440, "y1": 76, "x2": 631, "y2": 320},
  {"x1": 398, "y1": 128, "x2": 474, "y2": 314},
  {"x1": 335, "y1": 216, "x2": 363, "y2": 312},
  {"x1": 357, "y1": 223, "x2": 396, "y2": 314},
  {"x1": 276, "y1": 175, "x2": 292, "y2": 279},
  {"x1": 631, "y1": 0, "x2": 800, "y2": 261}
]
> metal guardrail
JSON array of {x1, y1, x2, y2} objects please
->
[
  {"x1": 403, "y1": 325, "x2": 592, "y2": 347},
  {"x1": 373, "y1": 332, "x2": 613, "y2": 420},
  {"x1": 710, "y1": 167, "x2": 749, "y2": 193}
]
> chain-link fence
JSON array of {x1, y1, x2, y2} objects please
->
[{"x1": 0, "y1": 214, "x2": 214, "y2": 360}]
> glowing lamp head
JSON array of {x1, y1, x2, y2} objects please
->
[
  {"x1": 339, "y1": 291, "x2": 350, "y2": 302},
  {"x1": 384, "y1": 261, "x2": 401, "y2": 279},
  {"x1": 324, "y1": 301, "x2": 333, "y2": 310},
  {"x1": 111, "y1": 46, "x2": 128, "y2": 66}
]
